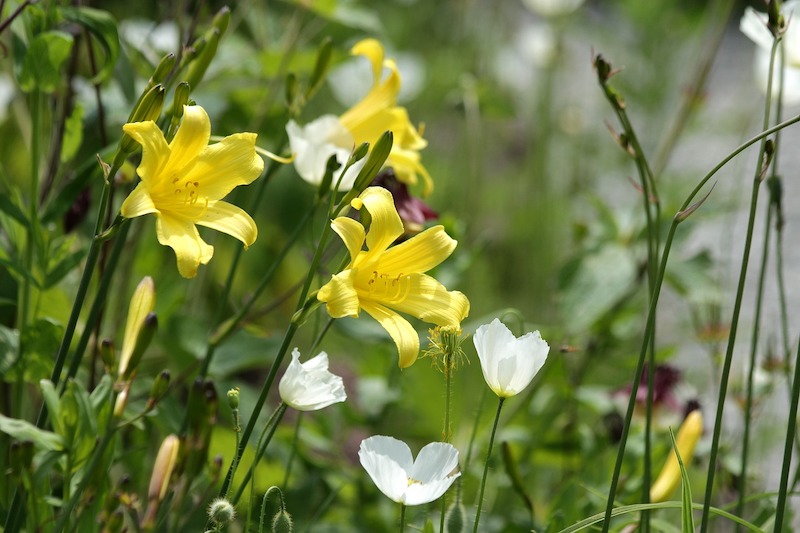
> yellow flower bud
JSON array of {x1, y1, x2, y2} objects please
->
[{"x1": 650, "y1": 410, "x2": 704, "y2": 503}]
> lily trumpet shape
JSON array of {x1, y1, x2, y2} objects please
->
[{"x1": 317, "y1": 187, "x2": 469, "y2": 368}]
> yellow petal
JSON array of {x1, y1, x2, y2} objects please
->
[
  {"x1": 166, "y1": 105, "x2": 212, "y2": 172},
  {"x1": 120, "y1": 183, "x2": 159, "y2": 219},
  {"x1": 361, "y1": 301, "x2": 419, "y2": 368},
  {"x1": 318, "y1": 269, "x2": 360, "y2": 318},
  {"x1": 122, "y1": 120, "x2": 171, "y2": 187},
  {"x1": 650, "y1": 410, "x2": 704, "y2": 503},
  {"x1": 357, "y1": 187, "x2": 404, "y2": 254},
  {"x1": 384, "y1": 273, "x2": 470, "y2": 327},
  {"x1": 340, "y1": 60, "x2": 401, "y2": 134},
  {"x1": 379, "y1": 226, "x2": 456, "y2": 274},
  {"x1": 118, "y1": 276, "x2": 155, "y2": 377},
  {"x1": 351, "y1": 38, "x2": 385, "y2": 85},
  {"x1": 388, "y1": 146, "x2": 434, "y2": 196},
  {"x1": 184, "y1": 132, "x2": 265, "y2": 201},
  {"x1": 331, "y1": 216, "x2": 366, "y2": 264},
  {"x1": 195, "y1": 201, "x2": 258, "y2": 248},
  {"x1": 155, "y1": 213, "x2": 214, "y2": 279}
]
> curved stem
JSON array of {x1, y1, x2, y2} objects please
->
[{"x1": 473, "y1": 397, "x2": 504, "y2": 533}]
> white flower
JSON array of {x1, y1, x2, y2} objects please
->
[
  {"x1": 286, "y1": 116, "x2": 366, "y2": 190},
  {"x1": 740, "y1": 1, "x2": 800, "y2": 104},
  {"x1": 278, "y1": 348, "x2": 347, "y2": 411},
  {"x1": 358, "y1": 436, "x2": 460, "y2": 506},
  {"x1": 473, "y1": 318, "x2": 549, "y2": 398}
]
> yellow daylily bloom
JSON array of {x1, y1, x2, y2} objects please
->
[
  {"x1": 339, "y1": 39, "x2": 433, "y2": 196},
  {"x1": 650, "y1": 409, "x2": 704, "y2": 503},
  {"x1": 318, "y1": 187, "x2": 469, "y2": 368},
  {"x1": 120, "y1": 105, "x2": 265, "y2": 278}
]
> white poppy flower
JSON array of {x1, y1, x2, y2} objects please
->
[
  {"x1": 286, "y1": 116, "x2": 366, "y2": 190},
  {"x1": 358, "y1": 435, "x2": 460, "y2": 506},
  {"x1": 278, "y1": 348, "x2": 347, "y2": 411},
  {"x1": 473, "y1": 318, "x2": 549, "y2": 398},
  {"x1": 740, "y1": 0, "x2": 800, "y2": 104}
]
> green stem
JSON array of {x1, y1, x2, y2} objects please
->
[
  {"x1": 473, "y1": 396, "x2": 504, "y2": 533},
  {"x1": 60, "y1": 219, "x2": 131, "y2": 392},
  {"x1": 440, "y1": 355, "x2": 453, "y2": 533},
  {"x1": 774, "y1": 339, "x2": 800, "y2": 530},
  {"x1": 399, "y1": 503, "x2": 406, "y2": 533},
  {"x1": 735, "y1": 197, "x2": 773, "y2": 525},
  {"x1": 698, "y1": 35, "x2": 780, "y2": 533},
  {"x1": 600, "y1": 107, "x2": 800, "y2": 533},
  {"x1": 231, "y1": 403, "x2": 288, "y2": 505}
]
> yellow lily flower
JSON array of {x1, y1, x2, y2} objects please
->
[
  {"x1": 340, "y1": 39, "x2": 433, "y2": 196},
  {"x1": 318, "y1": 187, "x2": 469, "y2": 368},
  {"x1": 120, "y1": 105, "x2": 264, "y2": 278}
]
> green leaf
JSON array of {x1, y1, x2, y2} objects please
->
[
  {"x1": 21, "y1": 319, "x2": 64, "y2": 383},
  {"x1": 39, "y1": 379, "x2": 63, "y2": 437},
  {"x1": 669, "y1": 428, "x2": 695, "y2": 533},
  {"x1": 61, "y1": 7, "x2": 120, "y2": 84},
  {"x1": 60, "y1": 103, "x2": 84, "y2": 163},
  {"x1": 0, "y1": 194, "x2": 29, "y2": 229},
  {"x1": 0, "y1": 414, "x2": 64, "y2": 451},
  {"x1": 18, "y1": 31, "x2": 74, "y2": 93},
  {"x1": 558, "y1": 244, "x2": 637, "y2": 332},
  {"x1": 44, "y1": 247, "x2": 87, "y2": 289}
]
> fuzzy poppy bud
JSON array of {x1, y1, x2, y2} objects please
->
[
  {"x1": 272, "y1": 509, "x2": 294, "y2": 533},
  {"x1": 208, "y1": 497, "x2": 236, "y2": 527}
]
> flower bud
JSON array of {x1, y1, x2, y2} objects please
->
[
  {"x1": 149, "y1": 435, "x2": 180, "y2": 501},
  {"x1": 227, "y1": 387, "x2": 240, "y2": 410},
  {"x1": 208, "y1": 497, "x2": 236, "y2": 527},
  {"x1": 120, "y1": 312, "x2": 158, "y2": 381},
  {"x1": 212, "y1": 6, "x2": 231, "y2": 35},
  {"x1": 272, "y1": 509, "x2": 294, "y2": 533},
  {"x1": 445, "y1": 501, "x2": 466, "y2": 533},
  {"x1": 149, "y1": 53, "x2": 176, "y2": 88},
  {"x1": 185, "y1": 28, "x2": 220, "y2": 91},
  {"x1": 650, "y1": 409, "x2": 704, "y2": 502},
  {"x1": 306, "y1": 37, "x2": 333, "y2": 99},
  {"x1": 142, "y1": 435, "x2": 180, "y2": 528},
  {"x1": 145, "y1": 370, "x2": 170, "y2": 411},
  {"x1": 117, "y1": 85, "x2": 166, "y2": 159},
  {"x1": 172, "y1": 83, "x2": 192, "y2": 120}
]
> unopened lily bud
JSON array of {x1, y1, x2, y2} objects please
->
[
  {"x1": 349, "y1": 142, "x2": 370, "y2": 166},
  {"x1": 120, "y1": 312, "x2": 158, "y2": 381},
  {"x1": 272, "y1": 509, "x2": 294, "y2": 533},
  {"x1": 118, "y1": 277, "x2": 156, "y2": 379},
  {"x1": 172, "y1": 83, "x2": 191, "y2": 120},
  {"x1": 100, "y1": 339, "x2": 116, "y2": 374},
  {"x1": 149, "y1": 53, "x2": 176, "y2": 88},
  {"x1": 143, "y1": 435, "x2": 180, "y2": 528},
  {"x1": 307, "y1": 37, "x2": 333, "y2": 99},
  {"x1": 212, "y1": 6, "x2": 231, "y2": 35},
  {"x1": 208, "y1": 497, "x2": 236, "y2": 527},
  {"x1": 650, "y1": 409, "x2": 704, "y2": 502},
  {"x1": 185, "y1": 28, "x2": 221, "y2": 91},
  {"x1": 117, "y1": 85, "x2": 166, "y2": 158},
  {"x1": 145, "y1": 370, "x2": 170, "y2": 411},
  {"x1": 113, "y1": 384, "x2": 130, "y2": 417},
  {"x1": 343, "y1": 132, "x2": 393, "y2": 205}
]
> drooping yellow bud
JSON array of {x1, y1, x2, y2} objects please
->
[
  {"x1": 118, "y1": 277, "x2": 155, "y2": 379},
  {"x1": 650, "y1": 409, "x2": 704, "y2": 503}
]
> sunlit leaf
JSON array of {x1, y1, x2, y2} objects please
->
[
  {"x1": 0, "y1": 414, "x2": 64, "y2": 451},
  {"x1": 18, "y1": 31, "x2": 74, "y2": 93}
]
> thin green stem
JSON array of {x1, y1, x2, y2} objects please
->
[
  {"x1": 440, "y1": 355, "x2": 453, "y2": 533},
  {"x1": 699, "y1": 35, "x2": 780, "y2": 533},
  {"x1": 774, "y1": 338, "x2": 800, "y2": 530},
  {"x1": 399, "y1": 503, "x2": 406, "y2": 533},
  {"x1": 60, "y1": 219, "x2": 131, "y2": 392},
  {"x1": 231, "y1": 403, "x2": 288, "y2": 505},
  {"x1": 735, "y1": 196, "x2": 773, "y2": 525},
  {"x1": 473, "y1": 396, "x2": 504, "y2": 533}
]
